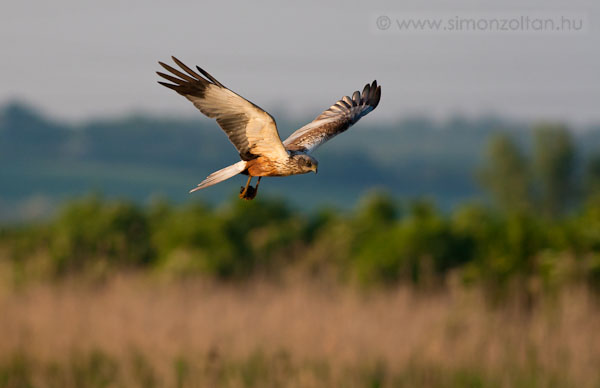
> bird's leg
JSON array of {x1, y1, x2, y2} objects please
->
[
  {"x1": 239, "y1": 176, "x2": 253, "y2": 199},
  {"x1": 246, "y1": 177, "x2": 261, "y2": 200}
]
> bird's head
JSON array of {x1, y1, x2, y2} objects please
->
[{"x1": 294, "y1": 154, "x2": 318, "y2": 174}]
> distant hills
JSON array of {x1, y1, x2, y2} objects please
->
[{"x1": 1, "y1": 101, "x2": 599, "y2": 222}]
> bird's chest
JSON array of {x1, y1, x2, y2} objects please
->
[{"x1": 246, "y1": 157, "x2": 301, "y2": 177}]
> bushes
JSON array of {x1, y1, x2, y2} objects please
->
[
  {"x1": 350, "y1": 199, "x2": 470, "y2": 286},
  {"x1": 49, "y1": 195, "x2": 154, "y2": 274},
  {"x1": 1, "y1": 192, "x2": 599, "y2": 294}
]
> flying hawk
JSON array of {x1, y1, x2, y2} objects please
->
[{"x1": 157, "y1": 57, "x2": 381, "y2": 200}]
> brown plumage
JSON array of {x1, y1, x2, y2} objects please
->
[{"x1": 157, "y1": 56, "x2": 381, "y2": 200}]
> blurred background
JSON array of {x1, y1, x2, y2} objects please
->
[{"x1": 1, "y1": 0, "x2": 600, "y2": 387}]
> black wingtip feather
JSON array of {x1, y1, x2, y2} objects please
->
[
  {"x1": 371, "y1": 85, "x2": 381, "y2": 109},
  {"x1": 362, "y1": 83, "x2": 371, "y2": 101},
  {"x1": 159, "y1": 71, "x2": 192, "y2": 87},
  {"x1": 157, "y1": 57, "x2": 212, "y2": 98},
  {"x1": 196, "y1": 66, "x2": 225, "y2": 88},
  {"x1": 157, "y1": 81, "x2": 179, "y2": 91},
  {"x1": 172, "y1": 56, "x2": 204, "y2": 80},
  {"x1": 352, "y1": 91, "x2": 360, "y2": 106},
  {"x1": 160, "y1": 56, "x2": 226, "y2": 90},
  {"x1": 159, "y1": 61, "x2": 197, "y2": 83}
]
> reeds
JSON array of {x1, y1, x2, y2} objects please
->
[{"x1": 1, "y1": 275, "x2": 599, "y2": 387}]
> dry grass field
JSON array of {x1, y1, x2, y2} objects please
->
[{"x1": 1, "y1": 274, "x2": 600, "y2": 387}]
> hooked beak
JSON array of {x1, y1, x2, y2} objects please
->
[{"x1": 312, "y1": 165, "x2": 318, "y2": 174}]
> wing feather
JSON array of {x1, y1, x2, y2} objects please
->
[
  {"x1": 283, "y1": 81, "x2": 381, "y2": 153},
  {"x1": 157, "y1": 57, "x2": 288, "y2": 162}
]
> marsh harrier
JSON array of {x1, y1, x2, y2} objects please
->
[{"x1": 157, "y1": 57, "x2": 381, "y2": 200}]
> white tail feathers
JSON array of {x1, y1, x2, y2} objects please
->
[{"x1": 189, "y1": 161, "x2": 247, "y2": 193}]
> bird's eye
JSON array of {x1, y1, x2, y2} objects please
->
[{"x1": 306, "y1": 161, "x2": 312, "y2": 167}]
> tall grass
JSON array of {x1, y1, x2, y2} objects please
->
[{"x1": 1, "y1": 276, "x2": 599, "y2": 387}]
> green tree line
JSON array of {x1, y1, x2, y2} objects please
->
[{"x1": 479, "y1": 123, "x2": 600, "y2": 216}]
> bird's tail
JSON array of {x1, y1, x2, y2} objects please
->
[{"x1": 189, "y1": 161, "x2": 247, "y2": 193}]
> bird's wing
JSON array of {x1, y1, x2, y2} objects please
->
[
  {"x1": 157, "y1": 57, "x2": 288, "y2": 162},
  {"x1": 283, "y1": 81, "x2": 381, "y2": 153}
]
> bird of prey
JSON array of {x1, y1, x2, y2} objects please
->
[{"x1": 157, "y1": 57, "x2": 381, "y2": 200}]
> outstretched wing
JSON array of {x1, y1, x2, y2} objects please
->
[
  {"x1": 157, "y1": 57, "x2": 288, "y2": 162},
  {"x1": 283, "y1": 81, "x2": 381, "y2": 153}
]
